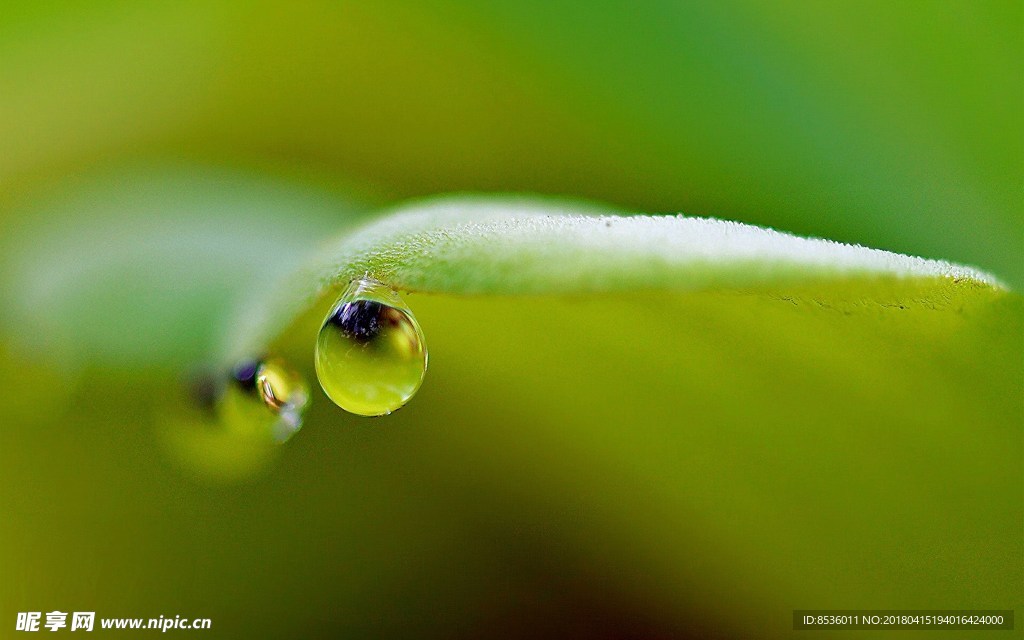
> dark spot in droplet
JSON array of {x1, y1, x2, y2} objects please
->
[
  {"x1": 231, "y1": 358, "x2": 261, "y2": 391},
  {"x1": 327, "y1": 299, "x2": 384, "y2": 343},
  {"x1": 605, "y1": 221, "x2": 612, "y2": 227}
]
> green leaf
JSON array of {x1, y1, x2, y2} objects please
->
[
  {"x1": 220, "y1": 195, "x2": 1002, "y2": 361},
  {"x1": 208, "y1": 195, "x2": 1021, "y2": 634}
]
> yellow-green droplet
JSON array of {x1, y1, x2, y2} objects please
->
[
  {"x1": 315, "y1": 277, "x2": 427, "y2": 416},
  {"x1": 218, "y1": 357, "x2": 310, "y2": 442},
  {"x1": 164, "y1": 356, "x2": 309, "y2": 481}
]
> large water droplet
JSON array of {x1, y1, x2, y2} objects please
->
[{"x1": 315, "y1": 277, "x2": 427, "y2": 416}]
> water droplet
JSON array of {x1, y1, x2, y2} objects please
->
[
  {"x1": 315, "y1": 277, "x2": 427, "y2": 416},
  {"x1": 217, "y1": 356, "x2": 310, "y2": 442},
  {"x1": 163, "y1": 356, "x2": 308, "y2": 482}
]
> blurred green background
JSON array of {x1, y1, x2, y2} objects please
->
[
  {"x1": 1, "y1": 1, "x2": 1021, "y2": 638},
  {"x1": 2, "y1": 0, "x2": 1021, "y2": 284}
]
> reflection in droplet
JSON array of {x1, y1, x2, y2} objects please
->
[{"x1": 315, "y1": 278, "x2": 427, "y2": 416}]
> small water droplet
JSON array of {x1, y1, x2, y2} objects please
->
[
  {"x1": 218, "y1": 356, "x2": 309, "y2": 442},
  {"x1": 165, "y1": 357, "x2": 308, "y2": 481},
  {"x1": 315, "y1": 277, "x2": 427, "y2": 416}
]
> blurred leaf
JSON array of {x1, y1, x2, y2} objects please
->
[{"x1": 0, "y1": 164, "x2": 371, "y2": 369}]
